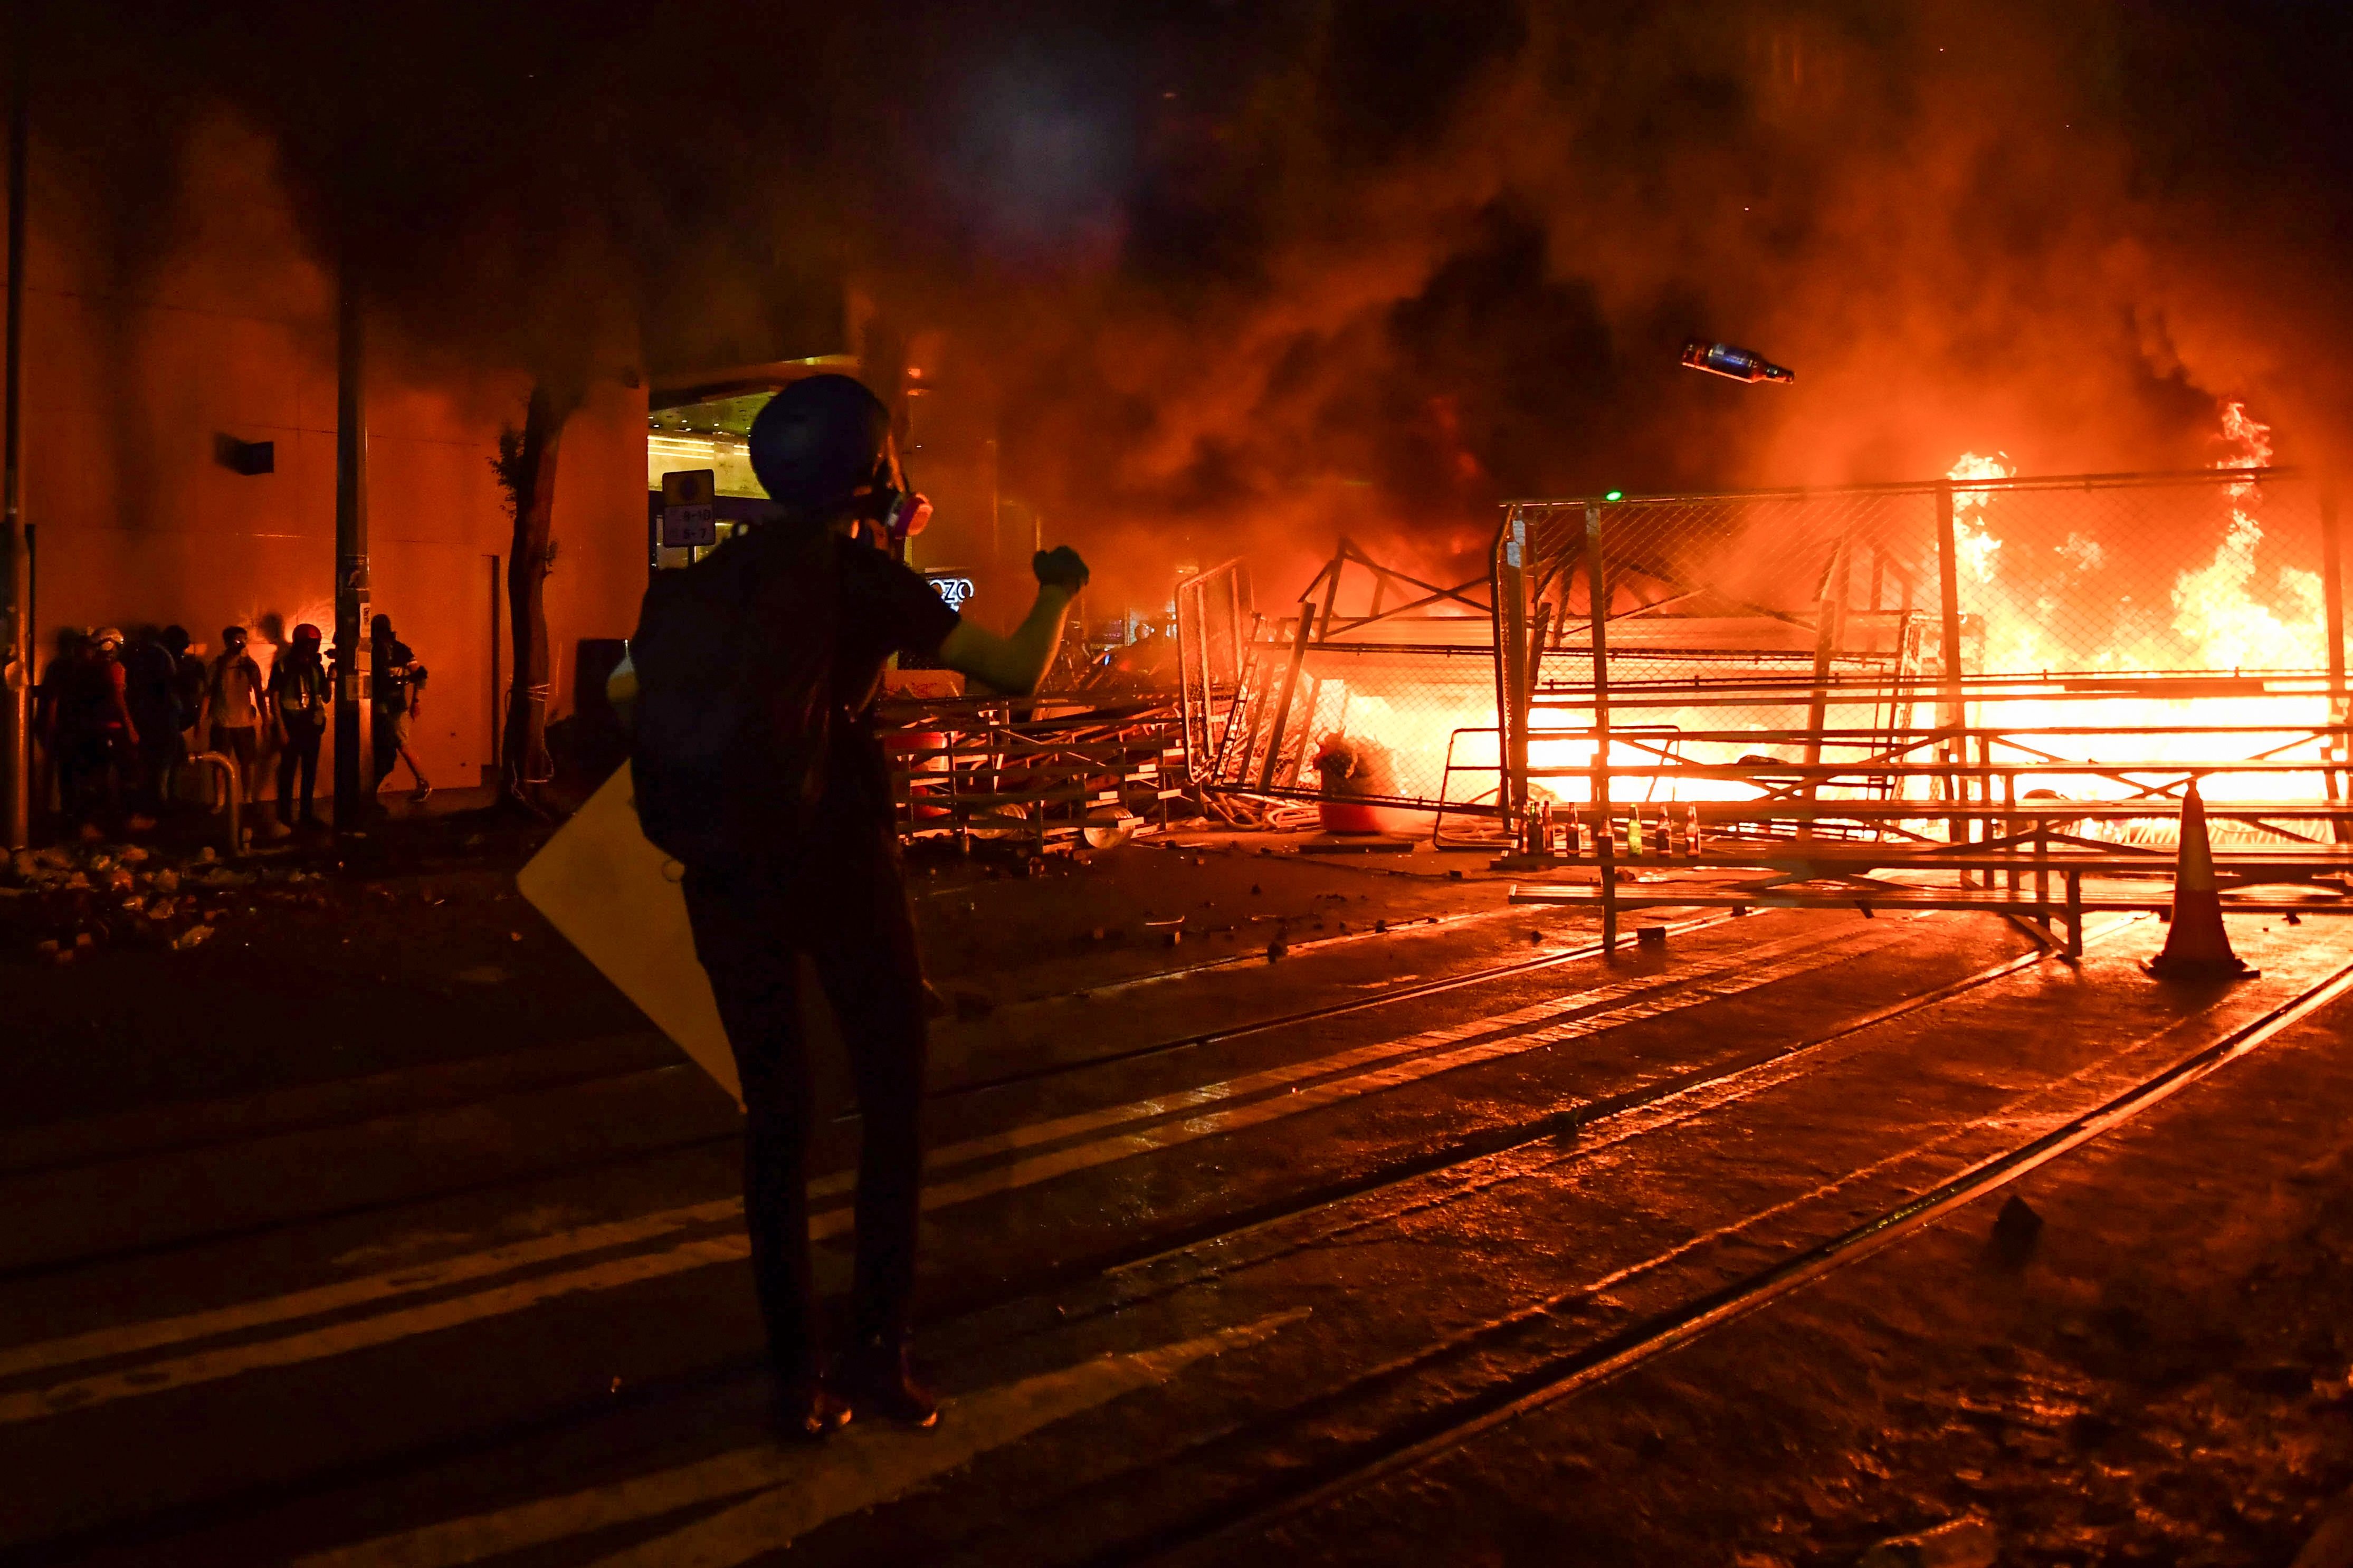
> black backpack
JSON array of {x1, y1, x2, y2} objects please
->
[
  {"x1": 123, "y1": 640, "x2": 176, "y2": 713},
  {"x1": 628, "y1": 523, "x2": 839, "y2": 865}
]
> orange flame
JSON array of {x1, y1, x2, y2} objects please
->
[
  {"x1": 1945, "y1": 404, "x2": 2330, "y2": 814},
  {"x1": 1306, "y1": 406, "x2": 2332, "y2": 827}
]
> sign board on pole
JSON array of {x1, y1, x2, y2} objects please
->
[{"x1": 659, "y1": 469, "x2": 718, "y2": 549}]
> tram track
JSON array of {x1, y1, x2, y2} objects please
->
[
  {"x1": 930, "y1": 904, "x2": 1732, "y2": 1099},
  {"x1": 1047, "y1": 919, "x2": 2127, "y2": 1329},
  {"x1": 0, "y1": 908, "x2": 1729, "y2": 1282},
  {"x1": 0, "y1": 912, "x2": 1861, "y2": 1353},
  {"x1": 1095, "y1": 950, "x2": 2353, "y2": 1568},
  {"x1": 0, "y1": 896, "x2": 1647, "y2": 1188},
  {"x1": 2, "y1": 913, "x2": 2091, "y2": 1565}
]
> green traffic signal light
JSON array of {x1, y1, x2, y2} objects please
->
[{"x1": 1604, "y1": 489, "x2": 1624, "y2": 502}]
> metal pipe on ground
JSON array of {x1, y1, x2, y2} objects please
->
[{"x1": 189, "y1": 752, "x2": 242, "y2": 858}]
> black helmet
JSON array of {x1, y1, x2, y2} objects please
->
[{"x1": 747, "y1": 374, "x2": 892, "y2": 510}]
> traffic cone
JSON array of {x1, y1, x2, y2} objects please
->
[{"x1": 2142, "y1": 779, "x2": 2259, "y2": 981}]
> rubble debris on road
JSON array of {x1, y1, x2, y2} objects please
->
[
  {"x1": 1859, "y1": 1515, "x2": 1997, "y2": 1568},
  {"x1": 3, "y1": 836, "x2": 407, "y2": 961}
]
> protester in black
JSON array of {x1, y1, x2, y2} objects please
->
[
  {"x1": 268, "y1": 623, "x2": 329, "y2": 833},
  {"x1": 31, "y1": 627, "x2": 88, "y2": 824},
  {"x1": 56, "y1": 627, "x2": 140, "y2": 827},
  {"x1": 646, "y1": 374, "x2": 1088, "y2": 1442},
  {"x1": 123, "y1": 628, "x2": 180, "y2": 827},
  {"x1": 162, "y1": 626, "x2": 207, "y2": 804},
  {"x1": 62, "y1": 625, "x2": 141, "y2": 827},
  {"x1": 369, "y1": 614, "x2": 432, "y2": 804}
]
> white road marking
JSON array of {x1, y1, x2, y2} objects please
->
[
  {"x1": 0, "y1": 921, "x2": 1894, "y2": 1422},
  {"x1": 8, "y1": 931, "x2": 1790, "y2": 1387},
  {"x1": 290, "y1": 1309, "x2": 1310, "y2": 1568},
  {"x1": 0, "y1": 1237, "x2": 753, "y2": 1427},
  {"x1": 0, "y1": 1198, "x2": 744, "y2": 1383}
]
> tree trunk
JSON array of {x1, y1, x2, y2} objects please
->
[{"x1": 498, "y1": 383, "x2": 577, "y2": 810}]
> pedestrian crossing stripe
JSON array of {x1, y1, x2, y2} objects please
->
[
  {"x1": 291, "y1": 1310, "x2": 1311, "y2": 1568},
  {"x1": 0, "y1": 921, "x2": 1902, "y2": 1425}
]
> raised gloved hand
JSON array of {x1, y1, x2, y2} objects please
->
[{"x1": 1033, "y1": 546, "x2": 1091, "y2": 592}]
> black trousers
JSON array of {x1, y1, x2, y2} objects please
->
[
  {"x1": 130, "y1": 707, "x2": 178, "y2": 812},
  {"x1": 681, "y1": 829, "x2": 928, "y2": 1385},
  {"x1": 58, "y1": 727, "x2": 128, "y2": 819},
  {"x1": 276, "y1": 723, "x2": 322, "y2": 823}
]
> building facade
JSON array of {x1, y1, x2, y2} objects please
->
[{"x1": 9, "y1": 113, "x2": 649, "y2": 802}]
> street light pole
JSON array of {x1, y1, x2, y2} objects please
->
[
  {"x1": 331, "y1": 254, "x2": 372, "y2": 829},
  {"x1": 3, "y1": 51, "x2": 31, "y2": 850}
]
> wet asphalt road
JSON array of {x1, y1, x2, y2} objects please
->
[{"x1": 4, "y1": 830, "x2": 2350, "y2": 1565}]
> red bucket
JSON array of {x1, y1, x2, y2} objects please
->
[
  {"x1": 891, "y1": 730, "x2": 953, "y2": 820},
  {"x1": 1318, "y1": 799, "x2": 1386, "y2": 834}
]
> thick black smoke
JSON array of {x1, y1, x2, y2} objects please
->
[
  {"x1": 908, "y1": 1, "x2": 2353, "y2": 601},
  {"x1": 20, "y1": 1, "x2": 2353, "y2": 603}
]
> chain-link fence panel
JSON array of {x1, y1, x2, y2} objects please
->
[
  {"x1": 1502, "y1": 487, "x2": 1933, "y2": 819},
  {"x1": 1176, "y1": 559, "x2": 1253, "y2": 786},
  {"x1": 1948, "y1": 469, "x2": 2327, "y2": 677},
  {"x1": 1189, "y1": 543, "x2": 1509, "y2": 835},
  {"x1": 1494, "y1": 469, "x2": 2349, "y2": 849}
]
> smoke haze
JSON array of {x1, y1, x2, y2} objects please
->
[{"x1": 20, "y1": 1, "x2": 2353, "y2": 605}]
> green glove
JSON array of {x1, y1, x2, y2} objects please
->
[{"x1": 1033, "y1": 546, "x2": 1091, "y2": 592}]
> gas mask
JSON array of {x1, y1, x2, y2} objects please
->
[{"x1": 853, "y1": 444, "x2": 932, "y2": 562}]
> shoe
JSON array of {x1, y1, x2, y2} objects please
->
[
  {"x1": 126, "y1": 814, "x2": 157, "y2": 834},
  {"x1": 771, "y1": 1381, "x2": 853, "y2": 1443},
  {"x1": 410, "y1": 783, "x2": 433, "y2": 805},
  {"x1": 832, "y1": 1336, "x2": 939, "y2": 1428}
]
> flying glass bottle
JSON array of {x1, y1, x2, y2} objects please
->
[{"x1": 1681, "y1": 340, "x2": 1795, "y2": 384}]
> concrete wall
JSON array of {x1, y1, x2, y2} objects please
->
[{"x1": 9, "y1": 112, "x2": 649, "y2": 798}]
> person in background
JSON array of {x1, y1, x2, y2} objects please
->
[
  {"x1": 266, "y1": 623, "x2": 329, "y2": 835},
  {"x1": 58, "y1": 628, "x2": 140, "y2": 828},
  {"x1": 161, "y1": 626, "x2": 207, "y2": 803},
  {"x1": 201, "y1": 625, "x2": 265, "y2": 806},
  {"x1": 122, "y1": 628, "x2": 180, "y2": 830},
  {"x1": 31, "y1": 627, "x2": 87, "y2": 824},
  {"x1": 369, "y1": 613, "x2": 431, "y2": 804}
]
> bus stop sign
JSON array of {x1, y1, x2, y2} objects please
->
[{"x1": 659, "y1": 469, "x2": 718, "y2": 548}]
